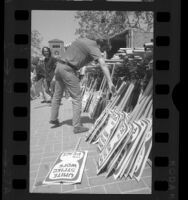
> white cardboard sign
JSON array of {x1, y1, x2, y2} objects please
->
[{"x1": 43, "y1": 151, "x2": 88, "y2": 185}]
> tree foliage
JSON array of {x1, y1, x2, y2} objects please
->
[
  {"x1": 75, "y1": 11, "x2": 153, "y2": 39},
  {"x1": 31, "y1": 29, "x2": 43, "y2": 57}
]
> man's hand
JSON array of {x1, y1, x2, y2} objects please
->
[{"x1": 98, "y1": 57, "x2": 117, "y2": 96}]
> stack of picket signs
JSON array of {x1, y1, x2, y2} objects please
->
[
  {"x1": 81, "y1": 76, "x2": 97, "y2": 112},
  {"x1": 87, "y1": 77, "x2": 107, "y2": 118},
  {"x1": 85, "y1": 76, "x2": 153, "y2": 181},
  {"x1": 88, "y1": 60, "x2": 124, "y2": 120},
  {"x1": 82, "y1": 60, "x2": 122, "y2": 120},
  {"x1": 81, "y1": 63, "x2": 114, "y2": 119}
]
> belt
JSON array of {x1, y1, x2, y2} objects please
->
[{"x1": 58, "y1": 60, "x2": 77, "y2": 71}]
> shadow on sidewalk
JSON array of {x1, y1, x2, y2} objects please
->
[{"x1": 51, "y1": 116, "x2": 94, "y2": 129}]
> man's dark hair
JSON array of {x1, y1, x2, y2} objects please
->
[
  {"x1": 96, "y1": 38, "x2": 111, "y2": 52},
  {"x1": 42, "y1": 46, "x2": 51, "y2": 57}
]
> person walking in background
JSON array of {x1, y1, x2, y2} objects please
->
[
  {"x1": 50, "y1": 37, "x2": 116, "y2": 134},
  {"x1": 31, "y1": 57, "x2": 51, "y2": 103},
  {"x1": 42, "y1": 47, "x2": 57, "y2": 102}
]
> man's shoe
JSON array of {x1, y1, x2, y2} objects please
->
[
  {"x1": 49, "y1": 119, "x2": 60, "y2": 126},
  {"x1": 73, "y1": 125, "x2": 89, "y2": 134}
]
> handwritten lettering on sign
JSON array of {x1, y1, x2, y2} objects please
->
[{"x1": 43, "y1": 151, "x2": 87, "y2": 185}]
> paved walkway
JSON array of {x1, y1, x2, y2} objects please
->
[{"x1": 30, "y1": 98, "x2": 151, "y2": 194}]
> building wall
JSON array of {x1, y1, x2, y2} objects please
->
[
  {"x1": 133, "y1": 31, "x2": 153, "y2": 48},
  {"x1": 49, "y1": 42, "x2": 65, "y2": 57}
]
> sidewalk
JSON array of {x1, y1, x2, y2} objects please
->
[{"x1": 30, "y1": 98, "x2": 151, "y2": 194}]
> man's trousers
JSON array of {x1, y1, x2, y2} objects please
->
[{"x1": 50, "y1": 62, "x2": 82, "y2": 127}]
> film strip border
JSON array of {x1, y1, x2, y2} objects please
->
[{"x1": 3, "y1": 0, "x2": 179, "y2": 199}]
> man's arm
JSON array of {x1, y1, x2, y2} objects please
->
[{"x1": 98, "y1": 57, "x2": 116, "y2": 95}]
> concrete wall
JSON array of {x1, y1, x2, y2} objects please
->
[
  {"x1": 133, "y1": 31, "x2": 153, "y2": 48},
  {"x1": 49, "y1": 41, "x2": 65, "y2": 57}
]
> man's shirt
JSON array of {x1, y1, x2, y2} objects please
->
[{"x1": 62, "y1": 38, "x2": 102, "y2": 70}]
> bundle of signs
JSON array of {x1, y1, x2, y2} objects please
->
[{"x1": 82, "y1": 43, "x2": 153, "y2": 181}]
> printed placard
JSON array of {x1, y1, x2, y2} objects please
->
[
  {"x1": 97, "y1": 121, "x2": 133, "y2": 174},
  {"x1": 89, "y1": 110, "x2": 113, "y2": 144},
  {"x1": 113, "y1": 120, "x2": 147, "y2": 179},
  {"x1": 97, "y1": 110, "x2": 121, "y2": 151},
  {"x1": 43, "y1": 151, "x2": 88, "y2": 185},
  {"x1": 99, "y1": 112, "x2": 128, "y2": 152},
  {"x1": 121, "y1": 119, "x2": 152, "y2": 179}
]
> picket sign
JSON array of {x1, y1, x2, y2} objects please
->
[
  {"x1": 105, "y1": 62, "x2": 117, "y2": 100},
  {"x1": 147, "y1": 101, "x2": 153, "y2": 118},
  {"x1": 142, "y1": 98, "x2": 152, "y2": 119},
  {"x1": 83, "y1": 78, "x2": 98, "y2": 112},
  {"x1": 135, "y1": 76, "x2": 153, "y2": 104},
  {"x1": 88, "y1": 81, "x2": 130, "y2": 144},
  {"x1": 81, "y1": 85, "x2": 86, "y2": 97},
  {"x1": 110, "y1": 121, "x2": 143, "y2": 179},
  {"x1": 141, "y1": 97, "x2": 152, "y2": 119},
  {"x1": 106, "y1": 82, "x2": 152, "y2": 180},
  {"x1": 93, "y1": 78, "x2": 153, "y2": 178},
  {"x1": 120, "y1": 119, "x2": 152, "y2": 179},
  {"x1": 96, "y1": 83, "x2": 135, "y2": 151},
  {"x1": 90, "y1": 77, "x2": 106, "y2": 108},
  {"x1": 127, "y1": 79, "x2": 152, "y2": 122},
  {"x1": 85, "y1": 81, "x2": 126, "y2": 142},
  {"x1": 96, "y1": 115, "x2": 132, "y2": 174},
  {"x1": 82, "y1": 78, "x2": 95, "y2": 111},
  {"x1": 118, "y1": 120, "x2": 151, "y2": 179},
  {"x1": 97, "y1": 111, "x2": 125, "y2": 152},
  {"x1": 133, "y1": 129, "x2": 152, "y2": 181},
  {"x1": 113, "y1": 119, "x2": 150, "y2": 179},
  {"x1": 90, "y1": 83, "x2": 134, "y2": 145},
  {"x1": 97, "y1": 84, "x2": 134, "y2": 148},
  {"x1": 134, "y1": 95, "x2": 152, "y2": 121},
  {"x1": 43, "y1": 138, "x2": 88, "y2": 185},
  {"x1": 105, "y1": 137, "x2": 129, "y2": 178},
  {"x1": 88, "y1": 62, "x2": 116, "y2": 118},
  {"x1": 82, "y1": 53, "x2": 153, "y2": 180},
  {"x1": 91, "y1": 109, "x2": 114, "y2": 145},
  {"x1": 129, "y1": 126, "x2": 152, "y2": 179},
  {"x1": 105, "y1": 119, "x2": 151, "y2": 179},
  {"x1": 88, "y1": 78, "x2": 107, "y2": 118},
  {"x1": 88, "y1": 92, "x2": 101, "y2": 117}
]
